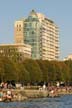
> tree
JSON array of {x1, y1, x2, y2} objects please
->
[
  {"x1": 23, "y1": 59, "x2": 43, "y2": 84},
  {"x1": 0, "y1": 57, "x2": 5, "y2": 81}
]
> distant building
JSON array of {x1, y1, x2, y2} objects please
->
[
  {"x1": 14, "y1": 10, "x2": 60, "y2": 60},
  {"x1": 64, "y1": 54, "x2": 72, "y2": 61},
  {"x1": 0, "y1": 44, "x2": 31, "y2": 61},
  {"x1": 14, "y1": 20, "x2": 25, "y2": 44}
]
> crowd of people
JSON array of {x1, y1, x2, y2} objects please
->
[
  {"x1": 0, "y1": 81, "x2": 72, "y2": 101},
  {"x1": 0, "y1": 81, "x2": 16, "y2": 102},
  {"x1": 0, "y1": 89, "x2": 13, "y2": 102},
  {"x1": 0, "y1": 81, "x2": 15, "y2": 89}
]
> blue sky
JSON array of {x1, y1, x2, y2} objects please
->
[{"x1": 0, "y1": 0, "x2": 72, "y2": 59}]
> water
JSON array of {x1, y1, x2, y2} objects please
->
[{"x1": 0, "y1": 95, "x2": 72, "y2": 108}]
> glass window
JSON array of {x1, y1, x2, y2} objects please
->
[{"x1": 19, "y1": 24, "x2": 21, "y2": 27}]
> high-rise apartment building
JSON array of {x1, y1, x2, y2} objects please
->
[{"x1": 14, "y1": 10, "x2": 60, "y2": 60}]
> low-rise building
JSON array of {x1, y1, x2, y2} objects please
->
[
  {"x1": 64, "y1": 54, "x2": 72, "y2": 61},
  {"x1": 0, "y1": 43, "x2": 31, "y2": 61}
]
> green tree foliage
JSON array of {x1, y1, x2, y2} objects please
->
[
  {"x1": 0, "y1": 54, "x2": 72, "y2": 84},
  {"x1": 37, "y1": 60, "x2": 49, "y2": 82},
  {"x1": 64, "y1": 60, "x2": 72, "y2": 81},
  {"x1": 22, "y1": 59, "x2": 43, "y2": 83},
  {"x1": 2, "y1": 58, "x2": 16, "y2": 81},
  {"x1": 0, "y1": 57, "x2": 5, "y2": 81},
  {"x1": 15, "y1": 63, "x2": 30, "y2": 83}
]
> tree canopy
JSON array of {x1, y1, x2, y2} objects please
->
[{"x1": 0, "y1": 55, "x2": 72, "y2": 84}]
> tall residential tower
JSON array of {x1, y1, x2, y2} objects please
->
[{"x1": 14, "y1": 10, "x2": 60, "y2": 60}]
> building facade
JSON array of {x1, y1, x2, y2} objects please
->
[
  {"x1": 14, "y1": 10, "x2": 60, "y2": 60},
  {"x1": 0, "y1": 44, "x2": 31, "y2": 61},
  {"x1": 14, "y1": 20, "x2": 25, "y2": 44}
]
